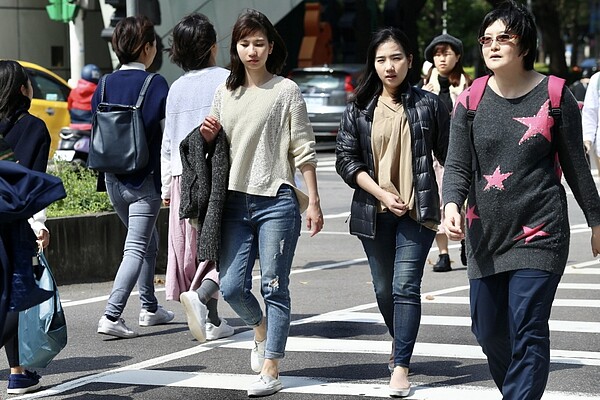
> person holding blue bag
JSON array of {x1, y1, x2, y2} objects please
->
[{"x1": 0, "y1": 59, "x2": 58, "y2": 394}]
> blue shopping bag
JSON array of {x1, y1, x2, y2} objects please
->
[{"x1": 18, "y1": 251, "x2": 68, "y2": 368}]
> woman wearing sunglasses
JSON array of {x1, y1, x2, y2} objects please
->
[{"x1": 443, "y1": 1, "x2": 600, "y2": 399}]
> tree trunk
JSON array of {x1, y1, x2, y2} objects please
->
[
  {"x1": 532, "y1": 0, "x2": 568, "y2": 76},
  {"x1": 383, "y1": 0, "x2": 427, "y2": 83}
]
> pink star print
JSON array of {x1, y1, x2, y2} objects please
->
[
  {"x1": 465, "y1": 205, "x2": 480, "y2": 228},
  {"x1": 483, "y1": 166, "x2": 513, "y2": 191},
  {"x1": 514, "y1": 223, "x2": 550, "y2": 243},
  {"x1": 514, "y1": 100, "x2": 554, "y2": 145}
]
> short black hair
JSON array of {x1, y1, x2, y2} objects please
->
[
  {"x1": 112, "y1": 16, "x2": 156, "y2": 65},
  {"x1": 478, "y1": 0, "x2": 537, "y2": 71},
  {"x1": 167, "y1": 13, "x2": 217, "y2": 71}
]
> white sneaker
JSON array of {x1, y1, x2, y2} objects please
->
[
  {"x1": 179, "y1": 291, "x2": 207, "y2": 343},
  {"x1": 97, "y1": 315, "x2": 138, "y2": 338},
  {"x1": 139, "y1": 306, "x2": 175, "y2": 326},
  {"x1": 205, "y1": 318, "x2": 235, "y2": 340},
  {"x1": 247, "y1": 374, "x2": 282, "y2": 397},
  {"x1": 250, "y1": 339, "x2": 266, "y2": 372}
]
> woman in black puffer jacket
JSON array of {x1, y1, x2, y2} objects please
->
[{"x1": 335, "y1": 27, "x2": 449, "y2": 398}]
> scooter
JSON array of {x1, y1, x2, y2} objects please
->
[{"x1": 53, "y1": 127, "x2": 91, "y2": 167}]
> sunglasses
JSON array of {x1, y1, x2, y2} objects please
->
[{"x1": 478, "y1": 33, "x2": 518, "y2": 46}]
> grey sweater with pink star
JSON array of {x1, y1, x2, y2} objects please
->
[{"x1": 443, "y1": 76, "x2": 600, "y2": 279}]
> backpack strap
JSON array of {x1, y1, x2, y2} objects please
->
[
  {"x1": 135, "y1": 73, "x2": 157, "y2": 108},
  {"x1": 98, "y1": 74, "x2": 108, "y2": 103},
  {"x1": 547, "y1": 75, "x2": 566, "y2": 180},
  {"x1": 466, "y1": 75, "x2": 491, "y2": 176}
]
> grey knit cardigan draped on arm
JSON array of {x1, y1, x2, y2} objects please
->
[{"x1": 179, "y1": 128, "x2": 229, "y2": 262}]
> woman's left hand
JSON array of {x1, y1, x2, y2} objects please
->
[
  {"x1": 37, "y1": 229, "x2": 50, "y2": 249},
  {"x1": 591, "y1": 225, "x2": 600, "y2": 257},
  {"x1": 305, "y1": 203, "x2": 324, "y2": 237}
]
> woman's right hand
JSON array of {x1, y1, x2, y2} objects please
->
[
  {"x1": 380, "y1": 191, "x2": 408, "y2": 217},
  {"x1": 199, "y1": 116, "x2": 221, "y2": 143},
  {"x1": 444, "y1": 202, "x2": 465, "y2": 241},
  {"x1": 423, "y1": 82, "x2": 435, "y2": 92}
]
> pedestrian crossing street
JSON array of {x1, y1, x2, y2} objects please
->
[{"x1": 18, "y1": 258, "x2": 600, "y2": 400}]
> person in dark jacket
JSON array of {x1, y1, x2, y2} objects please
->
[
  {"x1": 92, "y1": 16, "x2": 173, "y2": 339},
  {"x1": 0, "y1": 59, "x2": 53, "y2": 394},
  {"x1": 335, "y1": 27, "x2": 449, "y2": 398}
]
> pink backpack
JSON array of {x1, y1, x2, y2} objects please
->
[{"x1": 464, "y1": 74, "x2": 565, "y2": 179}]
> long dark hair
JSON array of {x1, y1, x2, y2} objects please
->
[
  {"x1": 112, "y1": 15, "x2": 157, "y2": 65},
  {"x1": 167, "y1": 13, "x2": 217, "y2": 71},
  {"x1": 226, "y1": 9, "x2": 287, "y2": 91},
  {"x1": 424, "y1": 43, "x2": 472, "y2": 87},
  {"x1": 354, "y1": 27, "x2": 413, "y2": 109},
  {"x1": 0, "y1": 60, "x2": 31, "y2": 121},
  {"x1": 479, "y1": 0, "x2": 537, "y2": 71}
]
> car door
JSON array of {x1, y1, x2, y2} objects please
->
[{"x1": 26, "y1": 69, "x2": 71, "y2": 156}]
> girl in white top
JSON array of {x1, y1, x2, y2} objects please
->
[
  {"x1": 200, "y1": 9, "x2": 323, "y2": 397},
  {"x1": 161, "y1": 13, "x2": 234, "y2": 343}
]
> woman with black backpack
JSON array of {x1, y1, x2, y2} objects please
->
[{"x1": 92, "y1": 16, "x2": 174, "y2": 339}]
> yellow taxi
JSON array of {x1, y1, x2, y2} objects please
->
[{"x1": 18, "y1": 61, "x2": 72, "y2": 157}]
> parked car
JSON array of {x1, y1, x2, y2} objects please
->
[
  {"x1": 18, "y1": 60, "x2": 72, "y2": 157},
  {"x1": 288, "y1": 64, "x2": 364, "y2": 141}
]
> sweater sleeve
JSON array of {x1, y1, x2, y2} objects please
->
[
  {"x1": 442, "y1": 90, "x2": 473, "y2": 209},
  {"x1": 335, "y1": 103, "x2": 368, "y2": 189},
  {"x1": 556, "y1": 87, "x2": 600, "y2": 227},
  {"x1": 288, "y1": 83, "x2": 317, "y2": 170}
]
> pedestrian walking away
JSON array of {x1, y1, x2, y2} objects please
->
[
  {"x1": 0, "y1": 59, "x2": 53, "y2": 395},
  {"x1": 443, "y1": 1, "x2": 600, "y2": 399},
  {"x1": 420, "y1": 32, "x2": 472, "y2": 272},
  {"x1": 199, "y1": 9, "x2": 324, "y2": 397},
  {"x1": 161, "y1": 12, "x2": 234, "y2": 344},
  {"x1": 92, "y1": 16, "x2": 174, "y2": 339},
  {"x1": 336, "y1": 27, "x2": 449, "y2": 398}
]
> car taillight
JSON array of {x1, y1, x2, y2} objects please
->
[
  {"x1": 344, "y1": 75, "x2": 354, "y2": 92},
  {"x1": 344, "y1": 75, "x2": 355, "y2": 101}
]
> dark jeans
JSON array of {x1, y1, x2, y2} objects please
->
[
  {"x1": 470, "y1": 269, "x2": 561, "y2": 400},
  {"x1": 360, "y1": 212, "x2": 436, "y2": 368}
]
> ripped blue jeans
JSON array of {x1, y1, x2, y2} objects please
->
[{"x1": 219, "y1": 185, "x2": 301, "y2": 360}]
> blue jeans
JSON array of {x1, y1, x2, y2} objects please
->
[
  {"x1": 470, "y1": 269, "x2": 561, "y2": 400},
  {"x1": 104, "y1": 173, "x2": 162, "y2": 318},
  {"x1": 219, "y1": 185, "x2": 301, "y2": 360},
  {"x1": 360, "y1": 213, "x2": 436, "y2": 368}
]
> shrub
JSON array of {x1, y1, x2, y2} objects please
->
[{"x1": 47, "y1": 162, "x2": 113, "y2": 217}]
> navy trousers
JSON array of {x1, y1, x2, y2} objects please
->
[{"x1": 470, "y1": 269, "x2": 561, "y2": 400}]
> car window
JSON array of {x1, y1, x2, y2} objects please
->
[
  {"x1": 291, "y1": 72, "x2": 346, "y2": 91},
  {"x1": 27, "y1": 70, "x2": 69, "y2": 102}
]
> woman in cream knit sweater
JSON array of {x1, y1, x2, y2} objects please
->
[{"x1": 199, "y1": 9, "x2": 323, "y2": 398}]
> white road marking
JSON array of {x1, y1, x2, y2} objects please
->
[
  {"x1": 91, "y1": 369, "x2": 598, "y2": 399},
  {"x1": 422, "y1": 296, "x2": 600, "y2": 307}
]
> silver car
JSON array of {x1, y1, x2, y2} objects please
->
[{"x1": 289, "y1": 64, "x2": 364, "y2": 139}]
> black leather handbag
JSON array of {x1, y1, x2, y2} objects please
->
[{"x1": 88, "y1": 73, "x2": 156, "y2": 174}]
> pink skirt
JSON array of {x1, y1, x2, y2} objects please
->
[{"x1": 165, "y1": 176, "x2": 219, "y2": 301}]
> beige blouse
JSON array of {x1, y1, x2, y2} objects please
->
[{"x1": 371, "y1": 96, "x2": 414, "y2": 213}]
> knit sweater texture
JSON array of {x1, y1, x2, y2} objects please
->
[
  {"x1": 443, "y1": 76, "x2": 600, "y2": 279},
  {"x1": 210, "y1": 76, "x2": 317, "y2": 212},
  {"x1": 161, "y1": 67, "x2": 229, "y2": 198},
  {"x1": 179, "y1": 129, "x2": 229, "y2": 261}
]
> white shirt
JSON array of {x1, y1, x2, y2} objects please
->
[{"x1": 582, "y1": 71, "x2": 600, "y2": 156}]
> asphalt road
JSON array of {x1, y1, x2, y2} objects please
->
[{"x1": 2, "y1": 152, "x2": 600, "y2": 400}]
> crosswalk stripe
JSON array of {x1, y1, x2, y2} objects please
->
[
  {"x1": 93, "y1": 369, "x2": 598, "y2": 399},
  {"x1": 422, "y1": 296, "x2": 600, "y2": 307}
]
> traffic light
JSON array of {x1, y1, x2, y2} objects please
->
[{"x1": 46, "y1": 0, "x2": 78, "y2": 23}]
